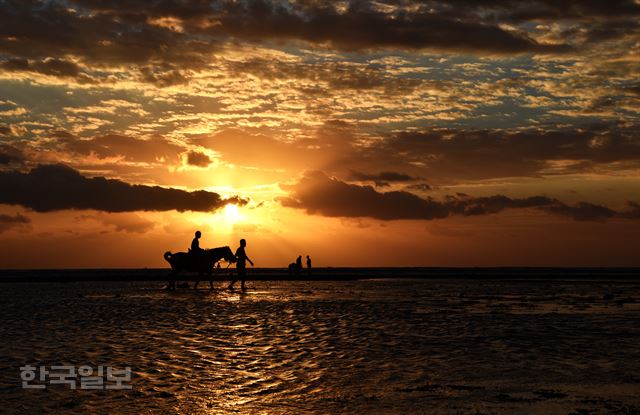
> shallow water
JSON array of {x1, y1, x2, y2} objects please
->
[{"x1": 1, "y1": 278, "x2": 640, "y2": 414}]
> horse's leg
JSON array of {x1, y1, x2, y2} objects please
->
[
  {"x1": 167, "y1": 269, "x2": 176, "y2": 290},
  {"x1": 194, "y1": 277, "x2": 199, "y2": 290},
  {"x1": 173, "y1": 269, "x2": 180, "y2": 290}
]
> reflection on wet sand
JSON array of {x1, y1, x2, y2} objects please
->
[{"x1": 1, "y1": 279, "x2": 640, "y2": 414}]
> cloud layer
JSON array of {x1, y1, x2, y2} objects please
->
[
  {"x1": 280, "y1": 171, "x2": 633, "y2": 222},
  {"x1": 0, "y1": 164, "x2": 245, "y2": 213},
  {"x1": 0, "y1": 0, "x2": 573, "y2": 73},
  {"x1": 0, "y1": 213, "x2": 30, "y2": 233},
  {"x1": 1, "y1": 0, "x2": 638, "y2": 86}
]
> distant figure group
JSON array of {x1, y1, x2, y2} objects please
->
[
  {"x1": 288, "y1": 254, "x2": 312, "y2": 276},
  {"x1": 164, "y1": 230, "x2": 253, "y2": 291}
]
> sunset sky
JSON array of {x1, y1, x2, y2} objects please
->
[{"x1": 1, "y1": 0, "x2": 639, "y2": 268}]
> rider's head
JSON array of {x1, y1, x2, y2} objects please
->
[
  {"x1": 195, "y1": 230, "x2": 201, "y2": 238},
  {"x1": 240, "y1": 238, "x2": 246, "y2": 247}
]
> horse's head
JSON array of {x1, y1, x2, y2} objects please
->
[
  {"x1": 205, "y1": 246, "x2": 237, "y2": 264},
  {"x1": 221, "y1": 246, "x2": 237, "y2": 263}
]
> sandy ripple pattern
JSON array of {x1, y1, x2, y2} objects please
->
[{"x1": 1, "y1": 278, "x2": 640, "y2": 414}]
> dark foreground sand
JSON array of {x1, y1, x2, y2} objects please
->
[{"x1": 1, "y1": 278, "x2": 640, "y2": 414}]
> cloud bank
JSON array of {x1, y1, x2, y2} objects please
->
[
  {"x1": 3, "y1": 0, "x2": 638, "y2": 87},
  {"x1": 0, "y1": 213, "x2": 30, "y2": 233},
  {"x1": 279, "y1": 171, "x2": 634, "y2": 222},
  {"x1": 0, "y1": 164, "x2": 246, "y2": 213}
]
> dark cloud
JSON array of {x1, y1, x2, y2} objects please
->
[
  {"x1": 0, "y1": 57, "x2": 93, "y2": 81},
  {"x1": 185, "y1": 150, "x2": 212, "y2": 167},
  {"x1": 139, "y1": 64, "x2": 191, "y2": 87},
  {"x1": 0, "y1": 213, "x2": 31, "y2": 233},
  {"x1": 279, "y1": 171, "x2": 450, "y2": 220},
  {"x1": 279, "y1": 171, "x2": 625, "y2": 222},
  {"x1": 619, "y1": 201, "x2": 640, "y2": 219},
  {"x1": 73, "y1": 0, "x2": 640, "y2": 23},
  {"x1": 0, "y1": 0, "x2": 578, "y2": 87},
  {"x1": 195, "y1": 122, "x2": 640, "y2": 184},
  {"x1": 349, "y1": 170, "x2": 420, "y2": 187},
  {"x1": 5, "y1": 0, "x2": 640, "y2": 87},
  {"x1": 488, "y1": 0, "x2": 640, "y2": 21},
  {"x1": 444, "y1": 194, "x2": 616, "y2": 221},
  {"x1": 581, "y1": 19, "x2": 640, "y2": 44},
  {"x1": 0, "y1": 0, "x2": 209, "y2": 84},
  {"x1": 49, "y1": 132, "x2": 184, "y2": 164},
  {"x1": 349, "y1": 170, "x2": 419, "y2": 182},
  {"x1": 346, "y1": 123, "x2": 640, "y2": 183},
  {"x1": 211, "y1": 1, "x2": 569, "y2": 54},
  {"x1": 543, "y1": 201, "x2": 616, "y2": 221},
  {"x1": 0, "y1": 164, "x2": 246, "y2": 213},
  {"x1": 0, "y1": 143, "x2": 24, "y2": 166}
]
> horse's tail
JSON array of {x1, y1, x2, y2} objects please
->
[{"x1": 164, "y1": 251, "x2": 172, "y2": 263}]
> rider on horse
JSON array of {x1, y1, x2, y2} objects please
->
[
  {"x1": 191, "y1": 230, "x2": 203, "y2": 253},
  {"x1": 190, "y1": 230, "x2": 207, "y2": 269}
]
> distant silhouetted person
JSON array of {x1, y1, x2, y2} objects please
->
[
  {"x1": 306, "y1": 255, "x2": 312, "y2": 275},
  {"x1": 228, "y1": 238, "x2": 253, "y2": 291},
  {"x1": 288, "y1": 255, "x2": 303, "y2": 276}
]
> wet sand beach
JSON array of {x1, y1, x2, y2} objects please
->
[{"x1": 1, "y1": 277, "x2": 640, "y2": 414}]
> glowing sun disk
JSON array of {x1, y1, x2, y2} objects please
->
[{"x1": 223, "y1": 204, "x2": 242, "y2": 225}]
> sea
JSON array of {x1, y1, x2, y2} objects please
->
[{"x1": 1, "y1": 271, "x2": 640, "y2": 414}]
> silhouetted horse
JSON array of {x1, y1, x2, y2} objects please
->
[{"x1": 164, "y1": 246, "x2": 236, "y2": 290}]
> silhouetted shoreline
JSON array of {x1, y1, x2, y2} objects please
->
[{"x1": 0, "y1": 267, "x2": 639, "y2": 283}]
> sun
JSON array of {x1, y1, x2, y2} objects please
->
[{"x1": 223, "y1": 204, "x2": 242, "y2": 225}]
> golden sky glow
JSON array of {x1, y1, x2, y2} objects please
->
[{"x1": 1, "y1": 0, "x2": 640, "y2": 267}]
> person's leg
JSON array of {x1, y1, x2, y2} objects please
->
[
  {"x1": 239, "y1": 267, "x2": 246, "y2": 290},
  {"x1": 228, "y1": 269, "x2": 239, "y2": 289}
]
